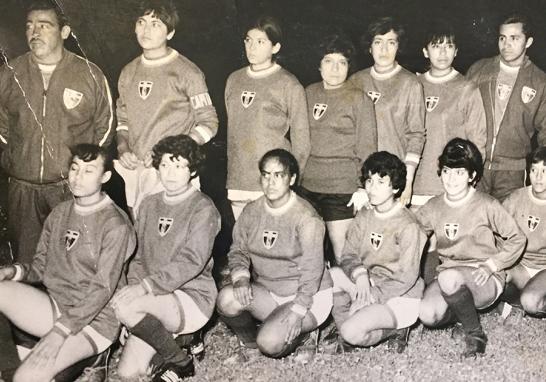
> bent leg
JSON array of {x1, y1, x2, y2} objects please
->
[
  {"x1": 326, "y1": 219, "x2": 353, "y2": 263},
  {"x1": 419, "y1": 281, "x2": 452, "y2": 327},
  {"x1": 520, "y1": 269, "x2": 546, "y2": 316},
  {"x1": 339, "y1": 304, "x2": 396, "y2": 347}
]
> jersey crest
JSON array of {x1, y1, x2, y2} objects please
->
[
  {"x1": 158, "y1": 217, "x2": 174, "y2": 237},
  {"x1": 521, "y1": 86, "x2": 537, "y2": 104},
  {"x1": 190, "y1": 92, "x2": 213, "y2": 109},
  {"x1": 138, "y1": 81, "x2": 153, "y2": 100},
  {"x1": 527, "y1": 215, "x2": 540, "y2": 232},
  {"x1": 444, "y1": 223, "x2": 459, "y2": 240},
  {"x1": 425, "y1": 96, "x2": 439, "y2": 112},
  {"x1": 370, "y1": 232, "x2": 383, "y2": 250},
  {"x1": 63, "y1": 88, "x2": 83, "y2": 110},
  {"x1": 263, "y1": 230, "x2": 278, "y2": 249},
  {"x1": 366, "y1": 91, "x2": 381, "y2": 104},
  {"x1": 313, "y1": 103, "x2": 328, "y2": 120},
  {"x1": 241, "y1": 91, "x2": 256, "y2": 108},
  {"x1": 497, "y1": 83, "x2": 512, "y2": 100},
  {"x1": 64, "y1": 230, "x2": 80, "y2": 251}
]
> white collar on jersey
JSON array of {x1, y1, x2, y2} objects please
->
[
  {"x1": 163, "y1": 185, "x2": 197, "y2": 204},
  {"x1": 263, "y1": 190, "x2": 296, "y2": 216},
  {"x1": 246, "y1": 63, "x2": 281, "y2": 79},
  {"x1": 424, "y1": 68, "x2": 459, "y2": 84},
  {"x1": 37, "y1": 63, "x2": 57, "y2": 73},
  {"x1": 74, "y1": 193, "x2": 112, "y2": 215},
  {"x1": 141, "y1": 48, "x2": 178, "y2": 67},
  {"x1": 443, "y1": 186, "x2": 476, "y2": 208},
  {"x1": 373, "y1": 202, "x2": 403, "y2": 219},
  {"x1": 370, "y1": 63, "x2": 402, "y2": 80},
  {"x1": 528, "y1": 185, "x2": 546, "y2": 206},
  {"x1": 499, "y1": 59, "x2": 521, "y2": 74}
]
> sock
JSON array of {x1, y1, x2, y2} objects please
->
[
  {"x1": 502, "y1": 282, "x2": 522, "y2": 308},
  {"x1": 130, "y1": 314, "x2": 189, "y2": 366},
  {"x1": 435, "y1": 307, "x2": 457, "y2": 327},
  {"x1": 441, "y1": 285, "x2": 482, "y2": 335},
  {"x1": 219, "y1": 311, "x2": 257, "y2": 347}
]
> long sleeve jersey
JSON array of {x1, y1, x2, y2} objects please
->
[
  {"x1": 13, "y1": 195, "x2": 135, "y2": 339},
  {"x1": 466, "y1": 56, "x2": 546, "y2": 171},
  {"x1": 225, "y1": 64, "x2": 310, "y2": 191},
  {"x1": 0, "y1": 50, "x2": 114, "y2": 184},
  {"x1": 128, "y1": 187, "x2": 221, "y2": 317},
  {"x1": 416, "y1": 188, "x2": 525, "y2": 279},
  {"x1": 414, "y1": 70, "x2": 486, "y2": 196},
  {"x1": 349, "y1": 64, "x2": 425, "y2": 168},
  {"x1": 503, "y1": 186, "x2": 546, "y2": 269},
  {"x1": 228, "y1": 192, "x2": 332, "y2": 314},
  {"x1": 116, "y1": 49, "x2": 218, "y2": 157},
  {"x1": 302, "y1": 81, "x2": 377, "y2": 194},
  {"x1": 339, "y1": 203, "x2": 426, "y2": 303}
]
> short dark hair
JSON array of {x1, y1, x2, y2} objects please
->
[
  {"x1": 247, "y1": 16, "x2": 283, "y2": 46},
  {"x1": 27, "y1": 0, "x2": 69, "y2": 28},
  {"x1": 423, "y1": 22, "x2": 457, "y2": 49},
  {"x1": 151, "y1": 134, "x2": 204, "y2": 178},
  {"x1": 437, "y1": 138, "x2": 483, "y2": 186},
  {"x1": 529, "y1": 146, "x2": 546, "y2": 166},
  {"x1": 138, "y1": 0, "x2": 179, "y2": 33},
  {"x1": 318, "y1": 34, "x2": 356, "y2": 70},
  {"x1": 500, "y1": 14, "x2": 532, "y2": 39},
  {"x1": 361, "y1": 151, "x2": 407, "y2": 198},
  {"x1": 363, "y1": 16, "x2": 406, "y2": 53},
  {"x1": 70, "y1": 143, "x2": 113, "y2": 173},
  {"x1": 258, "y1": 149, "x2": 299, "y2": 186}
]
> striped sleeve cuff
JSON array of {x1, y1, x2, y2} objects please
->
[
  {"x1": 484, "y1": 259, "x2": 498, "y2": 273},
  {"x1": 12, "y1": 264, "x2": 24, "y2": 281},
  {"x1": 53, "y1": 322, "x2": 71, "y2": 338},
  {"x1": 290, "y1": 303, "x2": 308, "y2": 317},
  {"x1": 0, "y1": 134, "x2": 6, "y2": 145},
  {"x1": 405, "y1": 153, "x2": 421, "y2": 166},
  {"x1": 192, "y1": 125, "x2": 213, "y2": 144},
  {"x1": 116, "y1": 125, "x2": 129, "y2": 132},
  {"x1": 141, "y1": 279, "x2": 153, "y2": 294},
  {"x1": 351, "y1": 267, "x2": 368, "y2": 282},
  {"x1": 231, "y1": 269, "x2": 251, "y2": 283}
]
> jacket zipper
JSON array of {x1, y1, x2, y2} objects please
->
[
  {"x1": 40, "y1": 89, "x2": 46, "y2": 183},
  {"x1": 488, "y1": 82, "x2": 496, "y2": 170}
]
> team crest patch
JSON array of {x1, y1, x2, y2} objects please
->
[
  {"x1": 497, "y1": 83, "x2": 512, "y2": 100},
  {"x1": 263, "y1": 230, "x2": 278, "y2": 249},
  {"x1": 190, "y1": 92, "x2": 212, "y2": 109},
  {"x1": 313, "y1": 103, "x2": 328, "y2": 120},
  {"x1": 521, "y1": 86, "x2": 537, "y2": 104},
  {"x1": 241, "y1": 91, "x2": 256, "y2": 108},
  {"x1": 138, "y1": 81, "x2": 153, "y2": 100},
  {"x1": 64, "y1": 230, "x2": 80, "y2": 251},
  {"x1": 425, "y1": 96, "x2": 439, "y2": 112},
  {"x1": 158, "y1": 217, "x2": 173, "y2": 237},
  {"x1": 63, "y1": 88, "x2": 83, "y2": 110},
  {"x1": 444, "y1": 223, "x2": 459, "y2": 240},
  {"x1": 370, "y1": 232, "x2": 383, "y2": 250},
  {"x1": 527, "y1": 215, "x2": 540, "y2": 232},
  {"x1": 366, "y1": 91, "x2": 381, "y2": 104}
]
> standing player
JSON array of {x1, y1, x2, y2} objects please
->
[
  {"x1": 350, "y1": 16, "x2": 425, "y2": 206},
  {"x1": 501, "y1": 147, "x2": 546, "y2": 316},
  {"x1": 329, "y1": 151, "x2": 426, "y2": 353},
  {"x1": 466, "y1": 14, "x2": 546, "y2": 201},
  {"x1": 0, "y1": 144, "x2": 135, "y2": 382},
  {"x1": 225, "y1": 17, "x2": 310, "y2": 220},
  {"x1": 300, "y1": 34, "x2": 377, "y2": 263},
  {"x1": 114, "y1": 135, "x2": 220, "y2": 382},
  {"x1": 417, "y1": 138, "x2": 525, "y2": 358},
  {"x1": 217, "y1": 149, "x2": 332, "y2": 361},
  {"x1": 115, "y1": 0, "x2": 218, "y2": 214}
]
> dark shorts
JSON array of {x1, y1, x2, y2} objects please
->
[{"x1": 299, "y1": 187, "x2": 354, "y2": 221}]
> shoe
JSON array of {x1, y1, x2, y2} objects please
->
[
  {"x1": 293, "y1": 329, "x2": 319, "y2": 364},
  {"x1": 462, "y1": 331, "x2": 487, "y2": 359},
  {"x1": 386, "y1": 327, "x2": 410, "y2": 354},
  {"x1": 189, "y1": 331, "x2": 205, "y2": 361},
  {"x1": 152, "y1": 359, "x2": 195, "y2": 382}
]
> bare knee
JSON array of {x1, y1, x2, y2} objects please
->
[
  {"x1": 419, "y1": 302, "x2": 443, "y2": 326},
  {"x1": 339, "y1": 321, "x2": 366, "y2": 346},
  {"x1": 217, "y1": 286, "x2": 243, "y2": 316},
  {"x1": 117, "y1": 354, "x2": 146, "y2": 380},
  {"x1": 521, "y1": 290, "x2": 544, "y2": 314},
  {"x1": 437, "y1": 269, "x2": 465, "y2": 295},
  {"x1": 256, "y1": 324, "x2": 285, "y2": 357}
]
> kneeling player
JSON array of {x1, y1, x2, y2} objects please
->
[
  {"x1": 113, "y1": 135, "x2": 220, "y2": 381},
  {"x1": 217, "y1": 149, "x2": 333, "y2": 361},
  {"x1": 501, "y1": 147, "x2": 546, "y2": 316},
  {"x1": 0, "y1": 144, "x2": 135, "y2": 382},
  {"x1": 417, "y1": 138, "x2": 525, "y2": 358},
  {"x1": 329, "y1": 152, "x2": 426, "y2": 353}
]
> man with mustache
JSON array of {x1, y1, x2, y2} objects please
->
[{"x1": 466, "y1": 14, "x2": 546, "y2": 201}]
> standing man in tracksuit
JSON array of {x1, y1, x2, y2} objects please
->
[
  {"x1": 466, "y1": 14, "x2": 546, "y2": 201},
  {"x1": 0, "y1": 0, "x2": 114, "y2": 265}
]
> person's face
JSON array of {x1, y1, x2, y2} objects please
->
[
  {"x1": 423, "y1": 38, "x2": 457, "y2": 74},
  {"x1": 498, "y1": 22, "x2": 533, "y2": 67},
  {"x1": 260, "y1": 158, "x2": 295, "y2": 208},
  {"x1": 68, "y1": 156, "x2": 110, "y2": 204},
  {"x1": 320, "y1": 53, "x2": 349, "y2": 89},
  {"x1": 158, "y1": 154, "x2": 192, "y2": 196},
  {"x1": 370, "y1": 30, "x2": 399, "y2": 71},
  {"x1": 364, "y1": 172, "x2": 397, "y2": 211},
  {"x1": 135, "y1": 13, "x2": 174, "y2": 55},
  {"x1": 244, "y1": 28, "x2": 280, "y2": 70},
  {"x1": 26, "y1": 9, "x2": 70, "y2": 64},
  {"x1": 530, "y1": 161, "x2": 546, "y2": 199},
  {"x1": 440, "y1": 167, "x2": 474, "y2": 201}
]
